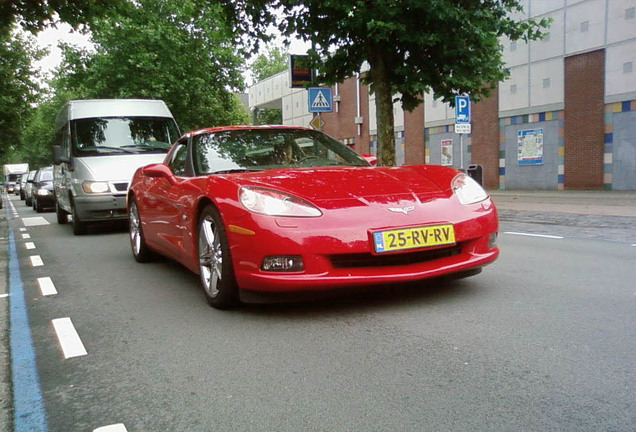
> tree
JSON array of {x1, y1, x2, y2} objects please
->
[
  {"x1": 0, "y1": 30, "x2": 43, "y2": 164},
  {"x1": 0, "y1": 0, "x2": 125, "y2": 37},
  {"x1": 223, "y1": 0, "x2": 550, "y2": 165},
  {"x1": 249, "y1": 45, "x2": 288, "y2": 84},
  {"x1": 249, "y1": 45, "x2": 288, "y2": 124},
  {"x1": 52, "y1": 0, "x2": 249, "y2": 131}
]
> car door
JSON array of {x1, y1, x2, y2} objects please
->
[{"x1": 140, "y1": 139, "x2": 191, "y2": 260}]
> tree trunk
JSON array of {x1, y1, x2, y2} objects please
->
[{"x1": 368, "y1": 48, "x2": 396, "y2": 166}]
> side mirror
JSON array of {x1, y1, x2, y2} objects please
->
[
  {"x1": 52, "y1": 146, "x2": 71, "y2": 165},
  {"x1": 361, "y1": 154, "x2": 378, "y2": 166},
  {"x1": 142, "y1": 163, "x2": 178, "y2": 184}
]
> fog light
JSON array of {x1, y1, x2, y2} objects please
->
[
  {"x1": 488, "y1": 232, "x2": 498, "y2": 248},
  {"x1": 261, "y1": 256, "x2": 304, "y2": 272}
]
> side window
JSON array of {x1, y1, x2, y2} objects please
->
[
  {"x1": 55, "y1": 126, "x2": 70, "y2": 158},
  {"x1": 168, "y1": 141, "x2": 189, "y2": 176}
]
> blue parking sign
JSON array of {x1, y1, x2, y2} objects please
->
[{"x1": 455, "y1": 95, "x2": 470, "y2": 123}]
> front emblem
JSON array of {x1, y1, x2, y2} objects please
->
[{"x1": 388, "y1": 205, "x2": 415, "y2": 215}]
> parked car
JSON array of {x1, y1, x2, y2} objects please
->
[
  {"x1": 127, "y1": 126, "x2": 499, "y2": 309},
  {"x1": 23, "y1": 170, "x2": 37, "y2": 204},
  {"x1": 32, "y1": 166, "x2": 55, "y2": 212}
]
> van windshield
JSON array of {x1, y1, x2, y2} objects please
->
[{"x1": 71, "y1": 117, "x2": 179, "y2": 156}]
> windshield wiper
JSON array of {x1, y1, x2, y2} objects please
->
[
  {"x1": 121, "y1": 144, "x2": 170, "y2": 152},
  {"x1": 94, "y1": 146, "x2": 138, "y2": 154}
]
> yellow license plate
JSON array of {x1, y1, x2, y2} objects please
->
[{"x1": 372, "y1": 224, "x2": 455, "y2": 253}]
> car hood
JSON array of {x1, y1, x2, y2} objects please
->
[
  {"x1": 34, "y1": 180, "x2": 53, "y2": 190},
  {"x1": 232, "y1": 166, "x2": 455, "y2": 208},
  {"x1": 75, "y1": 153, "x2": 167, "y2": 183}
]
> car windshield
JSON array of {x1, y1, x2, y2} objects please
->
[
  {"x1": 38, "y1": 169, "x2": 53, "y2": 181},
  {"x1": 193, "y1": 129, "x2": 371, "y2": 175},
  {"x1": 71, "y1": 117, "x2": 179, "y2": 157}
]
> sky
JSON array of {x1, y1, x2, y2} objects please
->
[
  {"x1": 33, "y1": 23, "x2": 93, "y2": 80},
  {"x1": 33, "y1": 22, "x2": 310, "y2": 85}
]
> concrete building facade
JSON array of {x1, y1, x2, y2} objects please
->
[{"x1": 248, "y1": 0, "x2": 636, "y2": 190}]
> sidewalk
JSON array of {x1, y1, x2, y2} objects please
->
[{"x1": 489, "y1": 190, "x2": 636, "y2": 217}]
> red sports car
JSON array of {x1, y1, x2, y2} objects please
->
[{"x1": 127, "y1": 126, "x2": 498, "y2": 308}]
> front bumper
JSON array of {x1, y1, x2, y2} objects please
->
[
  {"x1": 226, "y1": 198, "x2": 499, "y2": 293},
  {"x1": 73, "y1": 194, "x2": 128, "y2": 221}
]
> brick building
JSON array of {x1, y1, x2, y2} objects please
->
[{"x1": 249, "y1": 0, "x2": 636, "y2": 190}]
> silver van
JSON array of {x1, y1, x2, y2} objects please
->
[{"x1": 52, "y1": 99, "x2": 180, "y2": 235}]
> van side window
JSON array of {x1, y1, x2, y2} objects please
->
[{"x1": 169, "y1": 142, "x2": 188, "y2": 177}]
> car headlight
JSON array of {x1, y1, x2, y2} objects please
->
[
  {"x1": 82, "y1": 181, "x2": 110, "y2": 194},
  {"x1": 36, "y1": 189, "x2": 51, "y2": 196},
  {"x1": 452, "y1": 173, "x2": 488, "y2": 205},
  {"x1": 239, "y1": 187, "x2": 322, "y2": 217}
]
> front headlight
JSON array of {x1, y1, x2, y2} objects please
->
[
  {"x1": 239, "y1": 187, "x2": 322, "y2": 217},
  {"x1": 82, "y1": 181, "x2": 110, "y2": 194},
  {"x1": 36, "y1": 189, "x2": 52, "y2": 196},
  {"x1": 452, "y1": 173, "x2": 488, "y2": 205}
]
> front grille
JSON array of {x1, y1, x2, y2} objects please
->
[
  {"x1": 112, "y1": 182, "x2": 128, "y2": 192},
  {"x1": 329, "y1": 244, "x2": 462, "y2": 268}
]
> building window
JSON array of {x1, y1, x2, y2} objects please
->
[
  {"x1": 542, "y1": 78, "x2": 551, "y2": 88},
  {"x1": 626, "y1": 7, "x2": 635, "y2": 19},
  {"x1": 510, "y1": 84, "x2": 518, "y2": 94},
  {"x1": 580, "y1": 21, "x2": 589, "y2": 32},
  {"x1": 624, "y1": 62, "x2": 633, "y2": 74}
]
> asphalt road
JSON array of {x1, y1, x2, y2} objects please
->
[{"x1": 1, "y1": 193, "x2": 635, "y2": 431}]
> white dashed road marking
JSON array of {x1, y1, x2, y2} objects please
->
[
  {"x1": 504, "y1": 231, "x2": 564, "y2": 239},
  {"x1": 52, "y1": 318, "x2": 88, "y2": 359},
  {"x1": 30, "y1": 255, "x2": 44, "y2": 267},
  {"x1": 94, "y1": 424, "x2": 129, "y2": 432},
  {"x1": 37, "y1": 277, "x2": 58, "y2": 296},
  {"x1": 22, "y1": 217, "x2": 50, "y2": 226},
  {"x1": 25, "y1": 242, "x2": 36, "y2": 250}
]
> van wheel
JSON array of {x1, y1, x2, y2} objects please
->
[
  {"x1": 72, "y1": 201, "x2": 87, "y2": 235},
  {"x1": 56, "y1": 201, "x2": 68, "y2": 224}
]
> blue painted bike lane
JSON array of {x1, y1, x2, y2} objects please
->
[{"x1": 3, "y1": 200, "x2": 48, "y2": 431}]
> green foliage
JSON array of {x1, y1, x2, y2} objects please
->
[
  {"x1": 224, "y1": 0, "x2": 550, "y2": 165},
  {"x1": 0, "y1": 0, "x2": 126, "y2": 37},
  {"x1": 0, "y1": 30, "x2": 44, "y2": 164},
  {"x1": 52, "y1": 0, "x2": 249, "y2": 132},
  {"x1": 18, "y1": 91, "x2": 71, "y2": 168},
  {"x1": 249, "y1": 45, "x2": 288, "y2": 84}
]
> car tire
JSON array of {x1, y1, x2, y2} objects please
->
[
  {"x1": 56, "y1": 201, "x2": 68, "y2": 224},
  {"x1": 128, "y1": 196, "x2": 154, "y2": 263},
  {"x1": 198, "y1": 205, "x2": 239, "y2": 309},
  {"x1": 25, "y1": 195, "x2": 31, "y2": 206},
  {"x1": 71, "y1": 200, "x2": 87, "y2": 235}
]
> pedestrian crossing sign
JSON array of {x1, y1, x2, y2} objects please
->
[{"x1": 308, "y1": 87, "x2": 333, "y2": 112}]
